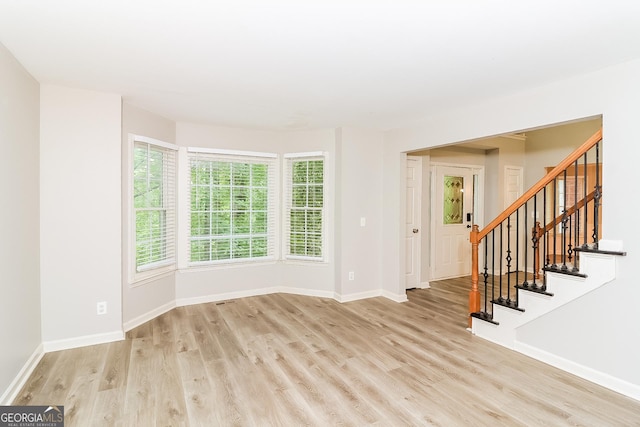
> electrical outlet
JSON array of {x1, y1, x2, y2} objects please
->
[
  {"x1": 97, "y1": 301, "x2": 107, "y2": 315},
  {"x1": 360, "y1": 217, "x2": 366, "y2": 227},
  {"x1": 348, "y1": 271, "x2": 355, "y2": 281}
]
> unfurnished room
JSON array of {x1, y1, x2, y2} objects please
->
[{"x1": 1, "y1": 1, "x2": 640, "y2": 425}]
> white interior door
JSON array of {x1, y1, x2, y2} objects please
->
[
  {"x1": 432, "y1": 165, "x2": 474, "y2": 280},
  {"x1": 405, "y1": 156, "x2": 422, "y2": 289}
]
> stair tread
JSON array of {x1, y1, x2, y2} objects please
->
[
  {"x1": 573, "y1": 247, "x2": 627, "y2": 256},
  {"x1": 542, "y1": 265, "x2": 587, "y2": 278},
  {"x1": 470, "y1": 312, "x2": 499, "y2": 325},
  {"x1": 491, "y1": 298, "x2": 525, "y2": 312},
  {"x1": 515, "y1": 284, "x2": 554, "y2": 296}
]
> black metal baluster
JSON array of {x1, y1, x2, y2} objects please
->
[
  {"x1": 483, "y1": 239, "x2": 489, "y2": 315},
  {"x1": 498, "y1": 222, "x2": 504, "y2": 303},
  {"x1": 506, "y1": 216, "x2": 512, "y2": 305},
  {"x1": 572, "y1": 159, "x2": 579, "y2": 271},
  {"x1": 561, "y1": 169, "x2": 568, "y2": 271},
  {"x1": 552, "y1": 177, "x2": 558, "y2": 269},
  {"x1": 515, "y1": 208, "x2": 519, "y2": 307},
  {"x1": 573, "y1": 209, "x2": 581, "y2": 272},
  {"x1": 542, "y1": 185, "x2": 548, "y2": 292},
  {"x1": 582, "y1": 152, "x2": 588, "y2": 248},
  {"x1": 491, "y1": 229, "x2": 496, "y2": 315},
  {"x1": 524, "y1": 200, "x2": 529, "y2": 287},
  {"x1": 593, "y1": 141, "x2": 601, "y2": 248},
  {"x1": 531, "y1": 194, "x2": 538, "y2": 289},
  {"x1": 567, "y1": 215, "x2": 573, "y2": 266}
]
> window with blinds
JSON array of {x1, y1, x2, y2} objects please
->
[
  {"x1": 133, "y1": 139, "x2": 177, "y2": 272},
  {"x1": 188, "y1": 150, "x2": 277, "y2": 264},
  {"x1": 284, "y1": 153, "x2": 325, "y2": 260}
]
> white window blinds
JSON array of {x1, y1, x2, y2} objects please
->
[
  {"x1": 188, "y1": 150, "x2": 277, "y2": 265},
  {"x1": 133, "y1": 139, "x2": 177, "y2": 272},
  {"x1": 284, "y1": 153, "x2": 325, "y2": 260}
]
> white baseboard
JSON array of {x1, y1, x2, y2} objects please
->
[
  {"x1": 123, "y1": 300, "x2": 176, "y2": 332},
  {"x1": 514, "y1": 341, "x2": 640, "y2": 402},
  {"x1": 42, "y1": 330, "x2": 124, "y2": 353},
  {"x1": 278, "y1": 287, "x2": 336, "y2": 300},
  {"x1": 0, "y1": 344, "x2": 44, "y2": 405},
  {"x1": 177, "y1": 286, "x2": 337, "y2": 307},
  {"x1": 381, "y1": 290, "x2": 409, "y2": 303},
  {"x1": 419, "y1": 281, "x2": 431, "y2": 289},
  {"x1": 337, "y1": 289, "x2": 383, "y2": 303},
  {"x1": 176, "y1": 287, "x2": 281, "y2": 307}
]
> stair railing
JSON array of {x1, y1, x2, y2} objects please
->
[
  {"x1": 532, "y1": 190, "x2": 595, "y2": 278},
  {"x1": 469, "y1": 129, "x2": 602, "y2": 326}
]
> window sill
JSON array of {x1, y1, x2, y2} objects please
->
[
  {"x1": 181, "y1": 258, "x2": 279, "y2": 272},
  {"x1": 282, "y1": 257, "x2": 328, "y2": 266}
]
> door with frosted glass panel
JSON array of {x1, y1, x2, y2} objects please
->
[{"x1": 432, "y1": 166, "x2": 474, "y2": 280}]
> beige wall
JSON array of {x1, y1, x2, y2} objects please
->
[
  {"x1": 0, "y1": 43, "x2": 41, "y2": 403},
  {"x1": 523, "y1": 117, "x2": 602, "y2": 189}
]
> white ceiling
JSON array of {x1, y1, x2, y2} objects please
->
[{"x1": 1, "y1": 0, "x2": 639, "y2": 131}]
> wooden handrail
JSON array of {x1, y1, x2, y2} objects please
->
[
  {"x1": 473, "y1": 128, "x2": 602, "y2": 242},
  {"x1": 542, "y1": 190, "x2": 596, "y2": 233}
]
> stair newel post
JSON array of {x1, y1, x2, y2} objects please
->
[{"x1": 469, "y1": 224, "x2": 480, "y2": 327}]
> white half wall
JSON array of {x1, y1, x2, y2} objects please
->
[
  {"x1": 40, "y1": 85, "x2": 123, "y2": 346},
  {"x1": 0, "y1": 43, "x2": 42, "y2": 404},
  {"x1": 383, "y1": 58, "x2": 640, "y2": 392}
]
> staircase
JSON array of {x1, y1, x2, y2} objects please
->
[
  {"x1": 471, "y1": 245, "x2": 623, "y2": 348},
  {"x1": 468, "y1": 129, "x2": 627, "y2": 346}
]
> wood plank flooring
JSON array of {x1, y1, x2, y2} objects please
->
[{"x1": 14, "y1": 277, "x2": 640, "y2": 426}]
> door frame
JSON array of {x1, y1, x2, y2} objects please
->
[
  {"x1": 429, "y1": 162, "x2": 485, "y2": 280},
  {"x1": 405, "y1": 155, "x2": 423, "y2": 289}
]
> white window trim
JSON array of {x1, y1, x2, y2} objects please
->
[
  {"x1": 127, "y1": 134, "x2": 179, "y2": 285},
  {"x1": 282, "y1": 151, "x2": 328, "y2": 263}
]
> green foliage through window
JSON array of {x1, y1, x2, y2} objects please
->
[
  {"x1": 133, "y1": 142, "x2": 175, "y2": 271},
  {"x1": 190, "y1": 157, "x2": 272, "y2": 263},
  {"x1": 289, "y1": 159, "x2": 324, "y2": 258}
]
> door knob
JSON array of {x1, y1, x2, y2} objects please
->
[
  {"x1": 466, "y1": 225, "x2": 471, "y2": 228},
  {"x1": 412, "y1": 228, "x2": 419, "y2": 234}
]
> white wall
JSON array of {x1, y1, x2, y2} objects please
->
[
  {"x1": 334, "y1": 128, "x2": 384, "y2": 299},
  {"x1": 0, "y1": 43, "x2": 41, "y2": 403},
  {"x1": 383, "y1": 59, "x2": 640, "y2": 391},
  {"x1": 174, "y1": 123, "x2": 338, "y2": 303},
  {"x1": 121, "y1": 103, "x2": 177, "y2": 329},
  {"x1": 40, "y1": 85, "x2": 122, "y2": 349}
]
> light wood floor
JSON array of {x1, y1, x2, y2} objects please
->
[{"x1": 15, "y1": 277, "x2": 640, "y2": 426}]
